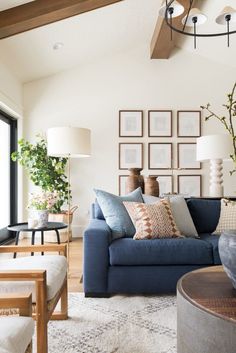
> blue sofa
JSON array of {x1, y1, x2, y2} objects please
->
[{"x1": 83, "y1": 198, "x2": 221, "y2": 297}]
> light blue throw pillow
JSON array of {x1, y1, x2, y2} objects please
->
[{"x1": 94, "y1": 187, "x2": 143, "y2": 240}]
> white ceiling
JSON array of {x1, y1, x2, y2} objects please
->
[
  {"x1": 0, "y1": 0, "x2": 235, "y2": 84},
  {"x1": 0, "y1": 0, "x2": 34, "y2": 11},
  {"x1": 0, "y1": 0, "x2": 161, "y2": 83}
]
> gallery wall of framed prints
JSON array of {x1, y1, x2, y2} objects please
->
[{"x1": 118, "y1": 109, "x2": 203, "y2": 197}]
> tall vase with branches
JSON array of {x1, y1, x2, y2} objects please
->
[{"x1": 200, "y1": 82, "x2": 236, "y2": 174}]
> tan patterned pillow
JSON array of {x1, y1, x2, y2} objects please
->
[
  {"x1": 123, "y1": 199, "x2": 182, "y2": 240},
  {"x1": 214, "y1": 199, "x2": 236, "y2": 234}
]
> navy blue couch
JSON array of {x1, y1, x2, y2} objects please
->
[{"x1": 83, "y1": 198, "x2": 221, "y2": 297}]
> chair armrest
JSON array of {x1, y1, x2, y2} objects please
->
[
  {"x1": 0, "y1": 244, "x2": 67, "y2": 257},
  {"x1": 0, "y1": 293, "x2": 32, "y2": 316},
  {"x1": 83, "y1": 219, "x2": 111, "y2": 294}
]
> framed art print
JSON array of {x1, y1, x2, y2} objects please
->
[
  {"x1": 119, "y1": 110, "x2": 143, "y2": 137},
  {"x1": 119, "y1": 143, "x2": 143, "y2": 170},
  {"x1": 119, "y1": 175, "x2": 129, "y2": 196},
  {"x1": 151, "y1": 175, "x2": 173, "y2": 195},
  {"x1": 148, "y1": 143, "x2": 172, "y2": 169},
  {"x1": 177, "y1": 143, "x2": 201, "y2": 169},
  {"x1": 148, "y1": 110, "x2": 172, "y2": 137},
  {"x1": 177, "y1": 175, "x2": 202, "y2": 197},
  {"x1": 177, "y1": 110, "x2": 201, "y2": 137}
]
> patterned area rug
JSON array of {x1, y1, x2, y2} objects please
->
[{"x1": 42, "y1": 293, "x2": 177, "y2": 353}]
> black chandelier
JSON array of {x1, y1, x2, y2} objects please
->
[{"x1": 159, "y1": 0, "x2": 236, "y2": 49}]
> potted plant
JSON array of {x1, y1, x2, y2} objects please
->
[
  {"x1": 28, "y1": 191, "x2": 59, "y2": 228},
  {"x1": 12, "y1": 135, "x2": 77, "y2": 241}
]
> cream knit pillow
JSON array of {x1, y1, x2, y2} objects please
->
[
  {"x1": 123, "y1": 199, "x2": 182, "y2": 240},
  {"x1": 214, "y1": 198, "x2": 236, "y2": 234}
]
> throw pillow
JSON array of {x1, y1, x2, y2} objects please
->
[
  {"x1": 167, "y1": 196, "x2": 198, "y2": 238},
  {"x1": 94, "y1": 187, "x2": 144, "y2": 240},
  {"x1": 123, "y1": 199, "x2": 182, "y2": 240},
  {"x1": 214, "y1": 199, "x2": 236, "y2": 234},
  {"x1": 143, "y1": 194, "x2": 198, "y2": 238}
]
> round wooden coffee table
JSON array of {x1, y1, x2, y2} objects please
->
[{"x1": 177, "y1": 266, "x2": 236, "y2": 353}]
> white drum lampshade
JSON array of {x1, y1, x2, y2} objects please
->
[
  {"x1": 196, "y1": 134, "x2": 232, "y2": 197},
  {"x1": 47, "y1": 127, "x2": 91, "y2": 158}
]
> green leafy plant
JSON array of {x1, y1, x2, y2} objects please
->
[
  {"x1": 11, "y1": 135, "x2": 70, "y2": 213},
  {"x1": 201, "y1": 82, "x2": 236, "y2": 174}
]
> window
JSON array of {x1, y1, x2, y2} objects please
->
[{"x1": 0, "y1": 111, "x2": 17, "y2": 243}]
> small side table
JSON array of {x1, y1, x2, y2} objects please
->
[{"x1": 7, "y1": 222, "x2": 68, "y2": 258}]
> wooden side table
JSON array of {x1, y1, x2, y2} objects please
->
[
  {"x1": 7, "y1": 222, "x2": 67, "y2": 258},
  {"x1": 177, "y1": 266, "x2": 236, "y2": 353}
]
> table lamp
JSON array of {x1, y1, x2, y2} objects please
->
[
  {"x1": 196, "y1": 134, "x2": 232, "y2": 197},
  {"x1": 47, "y1": 127, "x2": 91, "y2": 268}
]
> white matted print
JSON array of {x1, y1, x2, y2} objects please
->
[
  {"x1": 177, "y1": 111, "x2": 201, "y2": 137},
  {"x1": 119, "y1": 143, "x2": 143, "y2": 170},
  {"x1": 154, "y1": 175, "x2": 173, "y2": 195},
  {"x1": 178, "y1": 143, "x2": 201, "y2": 169},
  {"x1": 149, "y1": 143, "x2": 172, "y2": 169},
  {"x1": 119, "y1": 175, "x2": 129, "y2": 196},
  {"x1": 178, "y1": 175, "x2": 202, "y2": 197},
  {"x1": 148, "y1": 110, "x2": 172, "y2": 137},
  {"x1": 119, "y1": 110, "x2": 143, "y2": 137}
]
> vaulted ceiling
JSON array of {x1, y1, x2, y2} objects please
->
[{"x1": 0, "y1": 0, "x2": 235, "y2": 84}]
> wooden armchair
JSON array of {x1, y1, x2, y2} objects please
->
[
  {"x1": 0, "y1": 244, "x2": 68, "y2": 353},
  {"x1": 0, "y1": 293, "x2": 34, "y2": 353}
]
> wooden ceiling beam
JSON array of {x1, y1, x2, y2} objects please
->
[
  {"x1": 0, "y1": 0, "x2": 123, "y2": 40},
  {"x1": 150, "y1": 0, "x2": 196, "y2": 59}
]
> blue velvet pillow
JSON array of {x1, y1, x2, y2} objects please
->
[{"x1": 94, "y1": 188, "x2": 143, "y2": 240}]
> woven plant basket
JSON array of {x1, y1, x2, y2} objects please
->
[{"x1": 45, "y1": 206, "x2": 78, "y2": 243}]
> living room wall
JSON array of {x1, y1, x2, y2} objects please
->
[{"x1": 23, "y1": 45, "x2": 236, "y2": 236}]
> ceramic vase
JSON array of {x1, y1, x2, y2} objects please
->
[
  {"x1": 34, "y1": 210, "x2": 49, "y2": 228},
  {"x1": 219, "y1": 230, "x2": 236, "y2": 289},
  {"x1": 145, "y1": 176, "x2": 160, "y2": 197},
  {"x1": 126, "y1": 168, "x2": 144, "y2": 194}
]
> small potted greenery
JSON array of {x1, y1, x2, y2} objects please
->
[{"x1": 28, "y1": 191, "x2": 59, "y2": 228}]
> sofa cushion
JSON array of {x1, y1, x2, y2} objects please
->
[
  {"x1": 94, "y1": 200, "x2": 105, "y2": 220},
  {"x1": 187, "y1": 199, "x2": 221, "y2": 234},
  {"x1": 109, "y1": 237, "x2": 213, "y2": 266},
  {"x1": 0, "y1": 316, "x2": 34, "y2": 353},
  {"x1": 124, "y1": 199, "x2": 182, "y2": 240},
  {"x1": 94, "y1": 188, "x2": 143, "y2": 240},
  {"x1": 214, "y1": 198, "x2": 236, "y2": 234},
  {"x1": 199, "y1": 233, "x2": 221, "y2": 265},
  {"x1": 0, "y1": 255, "x2": 67, "y2": 302}
]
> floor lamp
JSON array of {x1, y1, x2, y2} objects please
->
[
  {"x1": 196, "y1": 134, "x2": 232, "y2": 197},
  {"x1": 47, "y1": 127, "x2": 91, "y2": 273}
]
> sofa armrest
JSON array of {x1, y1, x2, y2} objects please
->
[{"x1": 83, "y1": 219, "x2": 111, "y2": 295}]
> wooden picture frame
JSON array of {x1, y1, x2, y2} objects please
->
[
  {"x1": 177, "y1": 175, "x2": 202, "y2": 197},
  {"x1": 177, "y1": 143, "x2": 201, "y2": 170},
  {"x1": 119, "y1": 110, "x2": 143, "y2": 137},
  {"x1": 118, "y1": 175, "x2": 129, "y2": 196},
  {"x1": 119, "y1": 143, "x2": 143, "y2": 170},
  {"x1": 151, "y1": 175, "x2": 173, "y2": 195},
  {"x1": 177, "y1": 110, "x2": 201, "y2": 137},
  {"x1": 148, "y1": 110, "x2": 172, "y2": 137},
  {"x1": 148, "y1": 143, "x2": 172, "y2": 169}
]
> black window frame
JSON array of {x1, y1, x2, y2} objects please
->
[{"x1": 0, "y1": 110, "x2": 17, "y2": 243}]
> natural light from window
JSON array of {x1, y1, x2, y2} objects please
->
[{"x1": 0, "y1": 119, "x2": 10, "y2": 229}]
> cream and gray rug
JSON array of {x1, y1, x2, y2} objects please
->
[{"x1": 41, "y1": 293, "x2": 177, "y2": 353}]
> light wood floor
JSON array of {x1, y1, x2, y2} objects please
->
[{"x1": 17, "y1": 238, "x2": 83, "y2": 292}]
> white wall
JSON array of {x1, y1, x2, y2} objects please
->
[{"x1": 23, "y1": 45, "x2": 236, "y2": 236}]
